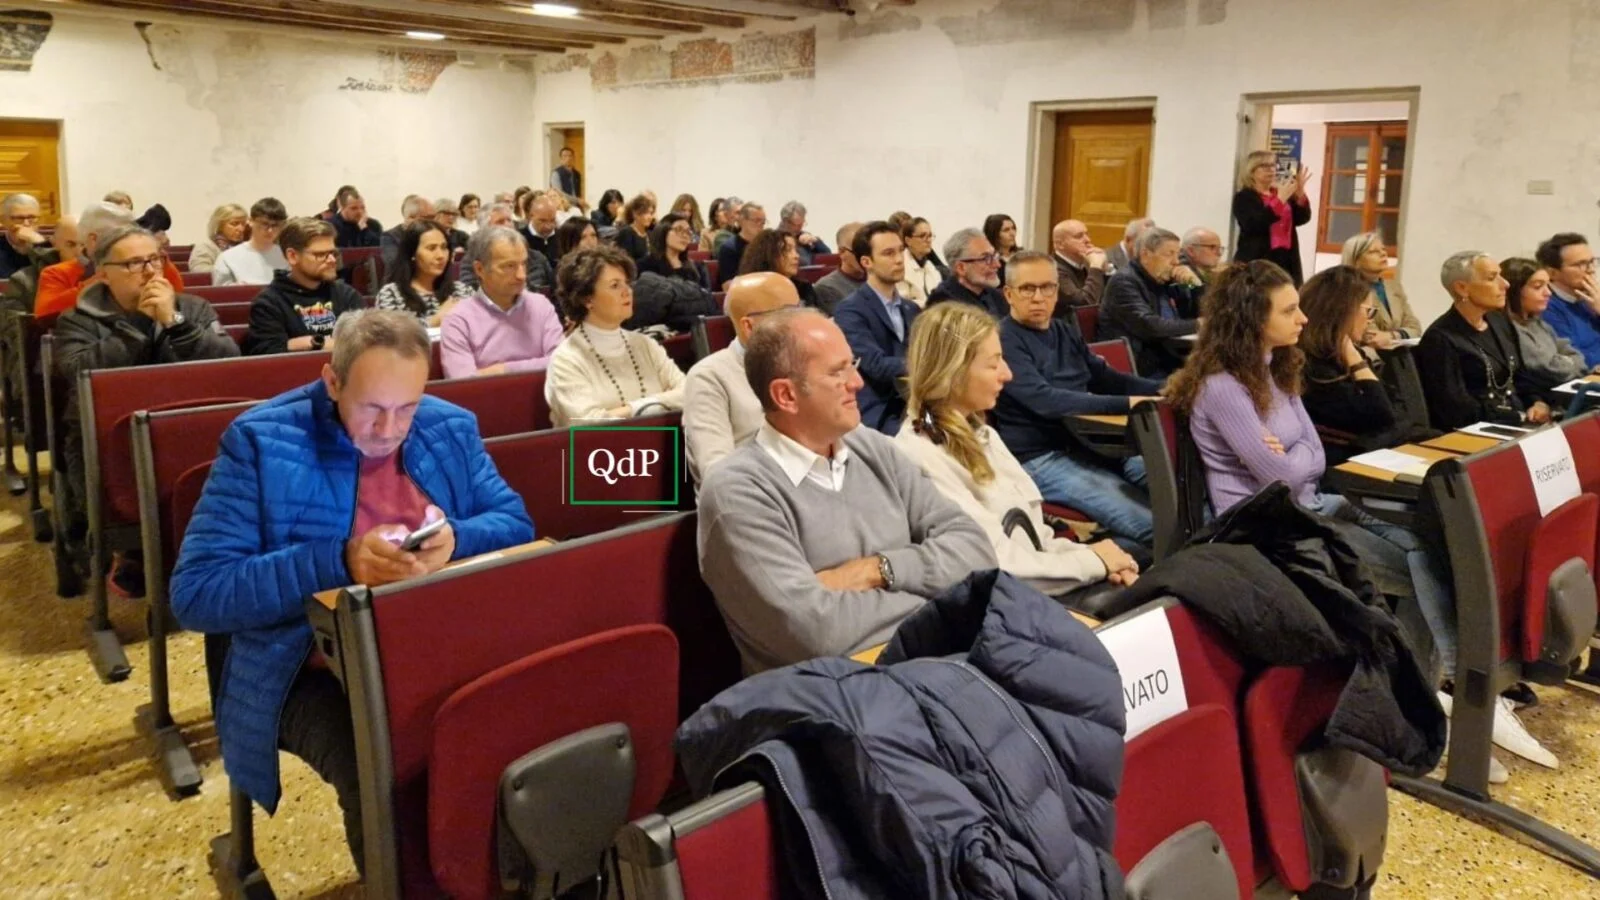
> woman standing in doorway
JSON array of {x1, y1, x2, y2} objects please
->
[{"x1": 1232, "y1": 149, "x2": 1313, "y2": 285}]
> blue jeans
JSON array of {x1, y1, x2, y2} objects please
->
[
  {"x1": 1022, "y1": 451, "x2": 1154, "y2": 546},
  {"x1": 1310, "y1": 493, "x2": 1457, "y2": 679}
]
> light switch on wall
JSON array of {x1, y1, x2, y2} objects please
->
[{"x1": 1527, "y1": 180, "x2": 1555, "y2": 195}]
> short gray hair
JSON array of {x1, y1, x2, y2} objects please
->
[
  {"x1": 464, "y1": 224, "x2": 523, "y2": 274},
  {"x1": 943, "y1": 227, "x2": 985, "y2": 266},
  {"x1": 1123, "y1": 217, "x2": 1155, "y2": 241},
  {"x1": 401, "y1": 194, "x2": 429, "y2": 218},
  {"x1": 779, "y1": 200, "x2": 806, "y2": 221},
  {"x1": 1180, "y1": 227, "x2": 1216, "y2": 249},
  {"x1": 739, "y1": 202, "x2": 765, "y2": 221},
  {"x1": 745, "y1": 307, "x2": 828, "y2": 413},
  {"x1": 1136, "y1": 227, "x2": 1180, "y2": 256},
  {"x1": 434, "y1": 196, "x2": 458, "y2": 214},
  {"x1": 80, "y1": 200, "x2": 136, "y2": 245},
  {"x1": 2, "y1": 192, "x2": 39, "y2": 216},
  {"x1": 482, "y1": 201, "x2": 514, "y2": 226},
  {"x1": 1440, "y1": 250, "x2": 1491, "y2": 294},
  {"x1": 329, "y1": 308, "x2": 431, "y2": 382},
  {"x1": 1341, "y1": 231, "x2": 1385, "y2": 267},
  {"x1": 91, "y1": 224, "x2": 157, "y2": 267}
]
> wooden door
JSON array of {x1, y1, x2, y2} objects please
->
[
  {"x1": 0, "y1": 119, "x2": 62, "y2": 224},
  {"x1": 1050, "y1": 109, "x2": 1152, "y2": 249}
]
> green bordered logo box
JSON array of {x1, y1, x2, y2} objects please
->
[{"x1": 567, "y1": 425, "x2": 682, "y2": 506}]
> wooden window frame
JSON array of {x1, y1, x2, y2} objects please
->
[{"x1": 1315, "y1": 121, "x2": 1407, "y2": 255}]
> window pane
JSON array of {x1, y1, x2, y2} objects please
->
[
  {"x1": 1331, "y1": 173, "x2": 1367, "y2": 206},
  {"x1": 1377, "y1": 211, "x2": 1400, "y2": 245},
  {"x1": 1333, "y1": 135, "x2": 1369, "y2": 170},
  {"x1": 1381, "y1": 135, "x2": 1406, "y2": 168},
  {"x1": 1328, "y1": 209, "x2": 1365, "y2": 246},
  {"x1": 1377, "y1": 172, "x2": 1403, "y2": 206}
]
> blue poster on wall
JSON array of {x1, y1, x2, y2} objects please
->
[{"x1": 1271, "y1": 128, "x2": 1303, "y2": 179}]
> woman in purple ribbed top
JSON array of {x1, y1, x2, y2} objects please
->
[{"x1": 1165, "y1": 261, "x2": 1460, "y2": 695}]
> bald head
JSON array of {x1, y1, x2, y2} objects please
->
[
  {"x1": 726, "y1": 271, "x2": 801, "y2": 341},
  {"x1": 528, "y1": 197, "x2": 557, "y2": 237},
  {"x1": 835, "y1": 221, "x2": 865, "y2": 277},
  {"x1": 1053, "y1": 218, "x2": 1097, "y2": 265},
  {"x1": 50, "y1": 215, "x2": 81, "y2": 261}
]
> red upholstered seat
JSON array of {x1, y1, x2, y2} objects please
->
[
  {"x1": 692, "y1": 315, "x2": 734, "y2": 362},
  {"x1": 1075, "y1": 304, "x2": 1099, "y2": 342},
  {"x1": 429, "y1": 625, "x2": 680, "y2": 900},
  {"x1": 1520, "y1": 492, "x2": 1598, "y2": 663},
  {"x1": 1460, "y1": 448, "x2": 1546, "y2": 662},
  {"x1": 170, "y1": 462, "x2": 211, "y2": 559},
  {"x1": 363, "y1": 513, "x2": 741, "y2": 897},
  {"x1": 674, "y1": 788, "x2": 782, "y2": 899},
  {"x1": 209, "y1": 302, "x2": 252, "y2": 326},
  {"x1": 425, "y1": 370, "x2": 551, "y2": 438},
  {"x1": 181, "y1": 270, "x2": 213, "y2": 287},
  {"x1": 1088, "y1": 337, "x2": 1135, "y2": 375},
  {"x1": 812, "y1": 253, "x2": 840, "y2": 268},
  {"x1": 187, "y1": 284, "x2": 263, "y2": 305},
  {"x1": 1561, "y1": 413, "x2": 1600, "y2": 590},
  {"x1": 795, "y1": 265, "x2": 830, "y2": 284},
  {"x1": 1113, "y1": 603, "x2": 1255, "y2": 900},
  {"x1": 704, "y1": 260, "x2": 719, "y2": 289},
  {"x1": 1241, "y1": 664, "x2": 1350, "y2": 892},
  {"x1": 662, "y1": 333, "x2": 696, "y2": 372},
  {"x1": 84, "y1": 353, "x2": 328, "y2": 524},
  {"x1": 135, "y1": 400, "x2": 257, "y2": 574},
  {"x1": 485, "y1": 413, "x2": 687, "y2": 541}
]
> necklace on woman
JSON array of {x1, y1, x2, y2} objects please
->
[{"x1": 580, "y1": 322, "x2": 646, "y2": 405}]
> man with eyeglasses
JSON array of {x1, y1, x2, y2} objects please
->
[
  {"x1": 684, "y1": 271, "x2": 802, "y2": 483},
  {"x1": 835, "y1": 220, "x2": 918, "y2": 434},
  {"x1": 697, "y1": 306, "x2": 994, "y2": 673},
  {"x1": 212, "y1": 197, "x2": 289, "y2": 286},
  {"x1": 716, "y1": 202, "x2": 767, "y2": 290},
  {"x1": 994, "y1": 251, "x2": 1164, "y2": 551},
  {"x1": 243, "y1": 217, "x2": 364, "y2": 356},
  {"x1": 812, "y1": 221, "x2": 866, "y2": 315},
  {"x1": 55, "y1": 225, "x2": 237, "y2": 582},
  {"x1": 928, "y1": 227, "x2": 1007, "y2": 318},
  {"x1": 1535, "y1": 232, "x2": 1600, "y2": 367},
  {"x1": 1099, "y1": 227, "x2": 1200, "y2": 377},
  {"x1": 1051, "y1": 219, "x2": 1110, "y2": 312},
  {"x1": 1178, "y1": 227, "x2": 1225, "y2": 289},
  {"x1": 521, "y1": 195, "x2": 560, "y2": 270},
  {"x1": 0, "y1": 192, "x2": 47, "y2": 279}
]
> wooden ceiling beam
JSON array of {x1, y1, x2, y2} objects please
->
[
  {"x1": 187, "y1": 0, "x2": 633, "y2": 43},
  {"x1": 641, "y1": 0, "x2": 842, "y2": 19},
  {"x1": 29, "y1": 0, "x2": 575, "y2": 53},
  {"x1": 318, "y1": 0, "x2": 677, "y2": 39}
]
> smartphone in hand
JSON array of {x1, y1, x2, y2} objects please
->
[{"x1": 399, "y1": 517, "x2": 446, "y2": 552}]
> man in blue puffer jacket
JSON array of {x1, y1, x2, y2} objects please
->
[
  {"x1": 677, "y1": 569, "x2": 1126, "y2": 899},
  {"x1": 170, "y1": 309, "x2": 533, "y2": 874}
]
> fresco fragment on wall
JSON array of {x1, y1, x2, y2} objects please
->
[
  {"x1": 937, "y1": 0, "x2": 1228, "y2": 45},
  {"x1": 0, "y1": 9, "x2": 52, "y2": 72},
  {"x1": 583, "y1": 26, "x2": 814, "y2": 91},
  {"x1": 340, "y1": 48, "x2": 455, "y2": 93}
]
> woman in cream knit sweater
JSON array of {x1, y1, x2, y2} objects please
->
[
  {"x1": 892, "y1": 301, "x2": 1139, "y2": 596},
  {"x1": 545, "y1": 244, "x2": 685, "y2": 426}
]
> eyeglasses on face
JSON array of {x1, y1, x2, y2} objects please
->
[
  {"x1": 103, "y1": 255, "x2": 164, "y2": 273},
  {"x1": 958, "y1": 253, "x2": 1000, "y2": 266},
  {"x1": 301, "y1": 249, "x2": 341, "y2": 262},
  {"x1": 1012, "y1": 282, "x2": 1059, "y2": 298}
]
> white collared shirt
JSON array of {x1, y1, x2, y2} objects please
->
[{"x1": 755, "y1": 421, "x2": 850, "y2": 492}]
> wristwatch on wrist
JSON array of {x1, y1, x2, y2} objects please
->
[
  {"x1": 310, "y1": 334, "x2": 326, "y2": 351},
  {"x1": 876, "y1": 553, "x2": 896, "y2": 591},
  {"x1": 167, "y1": 312, "x2": 185, "y2": 327}
]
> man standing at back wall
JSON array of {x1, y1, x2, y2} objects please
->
[{"x1": 171, "y1": 309, "x2": 533, "y2": 876}]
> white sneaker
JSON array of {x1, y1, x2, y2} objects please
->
[
  {"x1": 1489, "y1": 752, "x2": 1509, "y2": 784},
  {"x1": 1491, "y1": 696, "x2": 1558, "y2": 768}
]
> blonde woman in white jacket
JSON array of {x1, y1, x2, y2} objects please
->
[{"x1": 892, "y1": 300, "x2": 1140, "y2": 597}]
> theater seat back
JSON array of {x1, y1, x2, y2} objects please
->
[
  {"x1": 429, "y1": 625, "x2": 679, "y2": 900},
  {"x1": 426, "y1": 369, "x2": 551, "y2": 438},
  {"x1": 134, "y1": 400, "x2": 258, "y2": 573},
  {"x1": 1130, "y1": 401, "x2": 1205, "y2": 561},
  {"x1": 1088, "y1": 337, "x2": 1136, "y2": 376},
  {"x1": 691, "y1": 315, "x2": 734, "y2": 362},
  {"x1": 1520, "y1": 493, "x2": 1598, "y2": 674},
  {"x1": 617, "y1": 783, "x2": 780, "y2": 900},
  {"x1": 1075, "y1": 305, "x2": 1099, "y2": 342}
]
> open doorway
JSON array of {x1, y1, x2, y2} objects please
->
[
  {"x1": 1025, "y1": 99, "x2": 1157, "y2": 252},
  {"x1": 544, "y1": 122, "x2": 585, "y2": 202},
  {"x1": 1235, "y1": 90, "x2": 1418, "y2": 279}
]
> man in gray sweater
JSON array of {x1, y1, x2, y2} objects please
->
[{"x1": 697, "y1": 307, "x2": 996, "y2": 673}]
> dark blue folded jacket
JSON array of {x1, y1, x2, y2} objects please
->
[
  {"x1": 169, "y1": 379, "x2": 533, "y2": 812},
  {"x1": 677, "y1": 569, "x2": 1126, "y2": 900}
]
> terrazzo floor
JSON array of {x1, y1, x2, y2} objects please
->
[{"x1": 0, "y1": 468, "x2": 1598, "y2": 898}]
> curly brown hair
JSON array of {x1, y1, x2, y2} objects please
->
[
  {"x1": 556, "y1": 244, "x2": 636, "y2": 323},
  {"x1": 1165, "y1": 260, "x2": 1303, "y2": 415},
  {"x1": 738, "y1": 229, "x2": 797, "y2": 277}
]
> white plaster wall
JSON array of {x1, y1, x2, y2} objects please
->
[
  {"x1": 0, "y1": 13, "x2": 539, "y2": 242},
  {"x1": 1272, "y1": 101, "x2": 1410, "y2": 279},
  {"x1": 534, "y1": 0, "x2": 1600, "y2": 322}
]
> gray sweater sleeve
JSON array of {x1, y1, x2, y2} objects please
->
[{"x1": 874, "y1": 438, "x2": 998, "y2": 595}]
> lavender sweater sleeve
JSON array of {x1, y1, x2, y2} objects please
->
[{"x1": 1191, "y1": 373, "x2": 1325, "y2": 512}]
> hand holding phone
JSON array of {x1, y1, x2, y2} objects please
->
[{"x1": 400, "y1": 516, "x2": 446, "y2": 552}]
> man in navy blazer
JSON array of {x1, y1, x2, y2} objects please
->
[{"x1": 834, "y1": 221, "x2": 917, "y2": 434}]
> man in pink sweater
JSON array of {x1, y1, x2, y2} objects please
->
[{"x1": 439, "y1": 225, "x2": 564, "y2": 378}]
